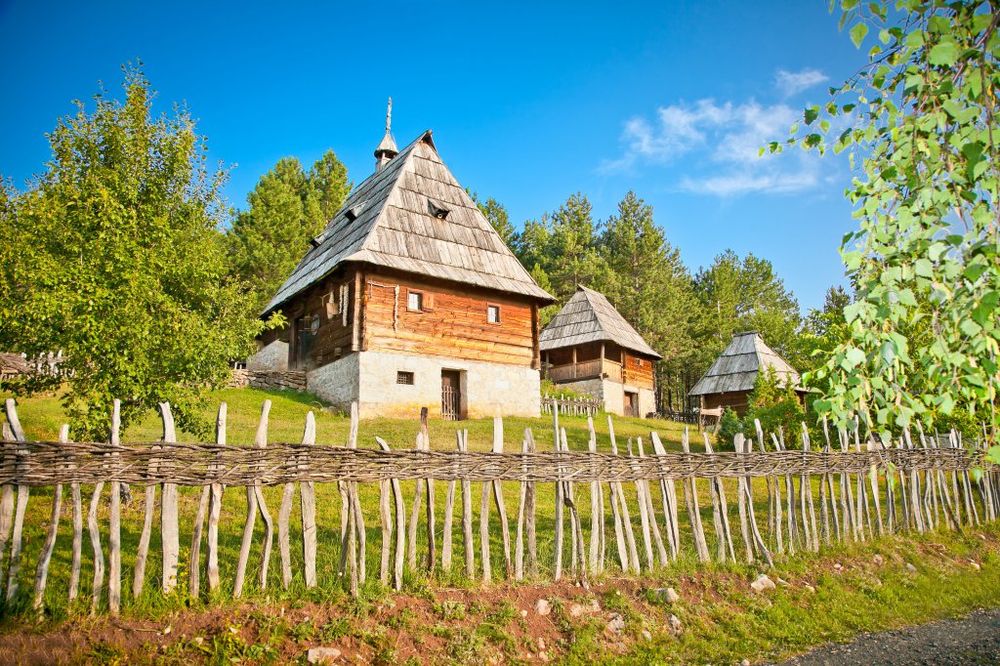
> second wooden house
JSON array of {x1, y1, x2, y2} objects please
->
[
  {"x1": 539, "y1": 286, "x2": 661, "y2": 417},
  {"x1": 255, "y1": 112, "x2": 554, "y2": 419}
]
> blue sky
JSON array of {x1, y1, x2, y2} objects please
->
[{"x1": 0, "y1": 0, "x2": 866, "y2": 311}]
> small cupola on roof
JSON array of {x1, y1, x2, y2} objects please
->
[{"x1": 374, "y1": 97, "x2": 398, "y2": 171}]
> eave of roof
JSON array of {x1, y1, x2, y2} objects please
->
[{"x1": 262, "y1": 131, "x2": 553, "y2": 315}]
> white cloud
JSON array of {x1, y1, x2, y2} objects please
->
[
  {"x1": 774, "y1": 68, "x2": 829, "y2": 98},
  {"x1": 601, "y1": 96, "x2": 820, "y2": 197}
]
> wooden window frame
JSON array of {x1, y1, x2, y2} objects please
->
[
  {"x1": 486, "y1": 303, "x2": 502, "y2": 325},
  {"x1": 396, "y1": 370, "x2": 415, "y2": 385},
  {"x1": 406, "y1": 289, "x2": 424, "y2": 313}
]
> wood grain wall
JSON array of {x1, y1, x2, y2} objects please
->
[{"x1": 362, "y1": 268, "x2": 537, "y2": 368}]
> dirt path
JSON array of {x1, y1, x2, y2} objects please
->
[{"x1": 779, "y1": 608, "x2": 1000, "y2": 665}]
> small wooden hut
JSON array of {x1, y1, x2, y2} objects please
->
[
  {"x1": 688, "y1": 331, "x2": 806, "y2": 416},
  {"x1": 0, "y1": 353, "x2": 31, "y2": 382},
  {"x1": 252, "y1": 103, "x2": 553, "y2": 419},
  {"x1": 539, "y1": 286, "x2": 661, "y2": 418}
]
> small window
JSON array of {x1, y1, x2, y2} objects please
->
[
  {"x1": 397, "y1": 371, "x2": 415, "y2": 385},
  {"x1": 428, "y1": 199, "x2": 450, "y2": 220},
  {"x1": 334, "y1": 346, "x2": 342, "y2": 360},
  {"x1": 487, "y1": 304, "x2": 501, "y2": 324},
  {"x1": 407, "y1": 290, "x2": 423, "y2": 312}
]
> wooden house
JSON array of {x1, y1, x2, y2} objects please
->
[
  {"x1": 539, "y1": 286, "x2": 661, "y2": 418},
  {"x1": 688, "y1": 331, "x2": 806, "y2": 416},
  {"x1": 253, "y1": 109, "x2": 553, "y2": 419}
]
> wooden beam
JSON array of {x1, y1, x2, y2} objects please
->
[{"x1": 351, "y1": 269, "x2": 362, "y2": 352}]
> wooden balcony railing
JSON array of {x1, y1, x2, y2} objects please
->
[{"x1": 545, "y1": 358, "x2": 622, "y2": 383}]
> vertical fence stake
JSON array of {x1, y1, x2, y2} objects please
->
[
  {"x1": 441, "y1": 432, "x2": 459, "y2": 574},
  {"x1": 159, "y1": 403, "x2": 180, "y2": 593},
  {"x1": 492, "y1": 415, "x2": 512, "y2": 578},
  {"x1": 33, "y1": 424, "x2": 67, "y2": 611},
  {"x1": 206, "y1": 403, "x2": 226, "y2": 594},
  {"x1": 301, "y1": 412, "x2": 318, "y2": 588},
  {"x1": 460, "y1": 430, "x2": 475, "y2": 578},
  {"x1": 108, "y1": 400, "x2": 122, "y2": 614},
  {"x1": 524, "y1": 429, "x2": 538, "y2": 577},
  {"x1": 4, "y1": 399, "x2": 29, "y2": 604},
  {"x1": 608, "y1": 415, "x2": 640, "y2": 573},
  {"x1": 682, "y1": 428, "x2": 711, "y2": 563}
]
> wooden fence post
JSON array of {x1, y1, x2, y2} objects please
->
[
  {"x1": 492, "y1": 415, "x2": 512, "y2": 578},
  {"x1": 4, "y1": 399, "x2": 29, "y2": 604},
  {"x1": 33, "y1": 424, "x2": 68, "y2": 611},
  {"x1": 375, "y1": 437, "x2": 406, "y2": 591},
  {"x1": 681, "y1": 428, "x2": 710, "y2": 563},
  {"x1": 300, "y1": 412, "x2": 318, "y2": 588},
  {"x1": 702, "y1": 433, "x2": 735, "y2": 562},
  {"x1": 159, "y1": 403, "x2": 180, "y2": 594},
  {"x1": 441, "y1": 432, "x2": 458, "y2": 574},
  {"x1": 109, "y1": 400, "x2": 122, "y2": 614},
  {"x1": 206, "y1": 403, "x2": 226, "y2": 594},
  {"x1": 608, "y1": 415, "x2": 640, "y2": 573}
]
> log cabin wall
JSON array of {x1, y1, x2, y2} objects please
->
[
  {"x1": 361, "y1": 268, "x2": 538, "y2": 368},
  {"x1": 282, "y1": 267, "x2": 356, "y2": 371},
  {"x1": 623, "y1": 352, "x2": 655, "y2": 390}
]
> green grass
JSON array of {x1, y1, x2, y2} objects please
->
[{"x1": 1, "y1": 387, "x2": 998, "y2": 663}]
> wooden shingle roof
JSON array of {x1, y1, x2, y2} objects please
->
[
  {"x1": 539, "y1": 286, "x2": 661, "y2": 359},
  {"x1": 263, "y1": 131, "x2": 553, "y2": 314},
  {"x1": 688, "y1": 331, "x2": 802, "y2": 396}
]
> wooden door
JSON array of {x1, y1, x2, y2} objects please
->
[
  {"x1": 441, "y1": 370, "x2": 461, "y2": 420},
  {"x1": 624, "y1": 391, "x2": 639, "y2": 418}
]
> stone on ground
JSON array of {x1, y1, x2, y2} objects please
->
[
  {"x1": 751, "y1": 574, "x2": 775, "y2": 592},
  {"x1": 307, "y1": 647, "x2": 342, "y2": 664},
  {"x1": 535, "y1": 598, "x2": 552, "y2": 616}
]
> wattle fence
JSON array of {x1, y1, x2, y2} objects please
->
[
  {"x1": 0, "y1": 396, "x2": 996, "y2": 617},
  {"x1": 541, "y1": 394, "x2": 602, "y2": 417}
]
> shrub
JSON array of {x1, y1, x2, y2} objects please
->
[{"x1": 717, "y1": 408, "x2": 743, "y2": 450}]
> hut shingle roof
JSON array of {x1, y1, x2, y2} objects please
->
[
  {"x1": 263, "y1": 131, "x2": 553, "y2": 314},
  {"x1": 539, "y1": 286, "x2": 661, "y2": 359},
  {"x1": 0, "y1": 353, "x2": 31, "y2": 376},
  {"x1": 688, "y1": 331, "x2": 802, "y2": 396}
]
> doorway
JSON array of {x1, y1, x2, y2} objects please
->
[
  {"x1": 441, "y1": 370, "x2": 462, "y2": 420},
  {"x1": 624, "y1": 391, "x2": 639, "y2": 418}
]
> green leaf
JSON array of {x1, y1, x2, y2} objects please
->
[
  {"x1": 850, "y1": 22, "x2": 868, "y2": 48},
  {"x1": 986, "y1": 446, "x2": 1000, "y2": 466},
  {"x1": 928, "y1": 41, "x2": 958, "y2": 66},
  {"x1": 804, "y1": 106, "x2": 819, "y2": 125}
]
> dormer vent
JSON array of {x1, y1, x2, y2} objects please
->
[
  {"x1": 428, "y1": 199, "x2": 450, "y2": 220},
  {"x1": 345, "y1": 201, "x2": 366, "y2": 222}
]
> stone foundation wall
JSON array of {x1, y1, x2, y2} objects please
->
[
  {"x1": 305, "y1": 354, "x2": 360, "y2": 410},
  {"x1": 356, "y1": 350, "x2": 540, "y2": 420},
  {"x1": 247, "y1": 339, "x2": 289, "y2": 372},
  {"x1": 230, "y1": 369, "x2": 306, "y2": 392}
]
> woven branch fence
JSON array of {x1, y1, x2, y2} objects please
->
[{"x1": 0, "y1": 396, "x2": 997, "y2": 617}]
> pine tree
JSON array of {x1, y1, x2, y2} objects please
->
[
  {"x1": 308, "y1": 150, "x2": 351, "y2": 223},
  {"x1": 598, "y1": 191, "x2": 699, "y2": 412},
  {"x1": 229, "y1": 151, "x2": 350, "y2": 311}
]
